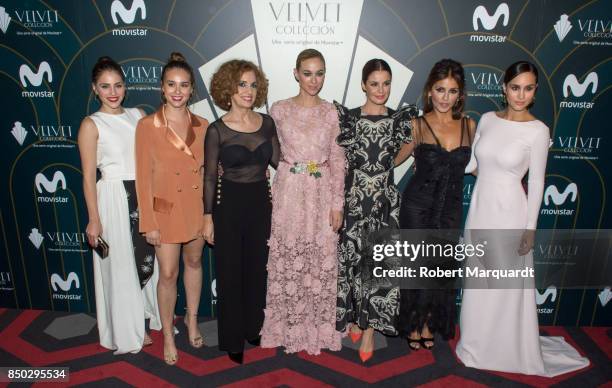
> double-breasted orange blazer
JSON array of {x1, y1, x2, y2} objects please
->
[{"x1": 135, "y1": 107, "x2": 208, "y2": 243}]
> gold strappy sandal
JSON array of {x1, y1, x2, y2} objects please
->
[{"x1": 184, "y1": 309, "x2": 204, "y2": 349}]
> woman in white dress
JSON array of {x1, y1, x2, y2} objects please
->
[
  {"x1": 455, "y1": 61, "x2": 589, "y2": 376},
  {"x1": 78, "y1": 57, "x2": 161, "y2": 355}
]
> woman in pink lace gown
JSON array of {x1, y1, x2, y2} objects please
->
[{"x1": 260, "y1": 49, "x2": 345, "y2": 355}]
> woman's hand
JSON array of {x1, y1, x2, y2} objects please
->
[
  {"x1": 146, "y1": 230, "x2": 161, "y2": 247},
  {"x1": 85, "y1": 219, "x2": 102, "y2": 247},
  {"x1": 329, "y1": 210, "x2": 343, "y2": 233},
  {"x1": 518, "y1": 229, "x2": 535, "y2": 256},
  {"x1": 202, "y1": 215, "x2": 214, "y2": 245}
]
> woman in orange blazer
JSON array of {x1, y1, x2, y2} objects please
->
[{"x1": 135, "y1": 52, "x2": 208, "y2": 365}]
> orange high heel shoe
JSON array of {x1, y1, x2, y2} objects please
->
[
  {"x1": 359, "y1": 349, "x2": 373, "y2": 363},
  {"x1": 349, "y1": 330, "x2": 363, "y2": 343},
  {"x1": 358, "y1": 328, "x2": 374, "y2": 362}
]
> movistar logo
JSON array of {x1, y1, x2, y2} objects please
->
[
  {"x1": 536, "y1": 285, "x2": 557, "y2": 305},
  {"x1": 543, "y1": 183, "x2": 578, "y2": 206},
  {"x1": 111, "y1": 0, "x2": 146, "y2": 25},
  {"x1": 35, "y1": 171, "x2": 67, "y2": 194},
  {"x1": 50, "y1": 272, "x2": 80, "y2": 292},
  {"x1": 472, "y1": 3, "x2": 510, "y2": 31},
  {"x1": 19, "y1": 61, "x2": 52, "y2": 87},
  {"x1": 562, "y1": 72, "x2": 598, "y2": 98}
]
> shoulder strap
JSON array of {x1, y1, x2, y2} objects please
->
[
  {"x1": 421, "y1": 116, "x2": 441, "y2": 146},
  {"x1": 463, "y1": 117, "x2": 473, "y2": 145}
]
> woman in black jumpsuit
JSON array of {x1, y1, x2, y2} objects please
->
[{"x1": 203, "y1": 60, "x2": 280, "y2": 364}]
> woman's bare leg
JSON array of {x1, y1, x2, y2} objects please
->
[
  {"x1": 182, "y1": 237, "x2": 205, "y2": 347},
  {"x1": 155, "y1": 243, "x2": 181, "y2": 363}
]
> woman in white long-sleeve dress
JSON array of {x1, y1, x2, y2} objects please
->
[
  {"x1": 455, "y1": 61, "x2": 589, "y2": 376},
  {"x1": 78, "y1": 57, "x2": 161, "y2": 354}
]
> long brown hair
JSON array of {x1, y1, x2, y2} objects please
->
[{"x1": 422, "y1": 59, "x2": 465, "y2": 120}]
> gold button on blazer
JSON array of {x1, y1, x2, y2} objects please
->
[{"x1": 135, "y1": 108, "x2": 208, "y2": 243}]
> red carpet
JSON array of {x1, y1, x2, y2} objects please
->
[{"x1": 0, "y1": 309, "x2": 609, "y2": 387}]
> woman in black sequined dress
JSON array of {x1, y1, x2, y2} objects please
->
[{"x1": 395, "y1": 59, "x2": 475, "y2": 350}]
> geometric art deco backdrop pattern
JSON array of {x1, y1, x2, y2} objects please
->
[{"x1": 0, "y1": 0, "x2": 610, "y2": 326}]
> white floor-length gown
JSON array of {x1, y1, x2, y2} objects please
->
[
  {"x1": 90, "y1": 108, "x2": 162, "y2": 354},
  {"x1": 455, "y1": 111, "x2": 589, "y2": 376}
]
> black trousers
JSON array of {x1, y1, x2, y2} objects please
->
[{"x1": 213, "y1": 179, "x2": 271, "y2": 352}]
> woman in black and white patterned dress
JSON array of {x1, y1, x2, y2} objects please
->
[
  {"x1": 79, "y1": 57, "x2": 161, "y2": 355},
  {"x1": 335, "y1": 59, "x2": 418, "y2": 362}
]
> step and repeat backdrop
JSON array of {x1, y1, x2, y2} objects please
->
[{"x1": 0, "y1": 0, "x2": 609, "y2": 325}]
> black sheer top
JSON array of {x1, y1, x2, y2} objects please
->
[
  {"x1": 400, "y1": 116, "x2": 472, "y2": 229},
  {"x1": 204, "y1": 113, "x2": 280, "y2": 213}
]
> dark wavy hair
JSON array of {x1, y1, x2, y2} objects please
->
[
  {"x1": 362, "y1": 58, "x2": 392, "y2": 83},
  {"x1": 210, "y1": 60, "x2": 268, "y2": 111},
  {"x1": 91, "y1": 56, "x2": 124, "y2": 84},
  {"x1": 422, "y1": 58, "x2": 465, "y2": 120},
  {"x1": 503, "y1": 61, "x2": 538, "y2": 109}
]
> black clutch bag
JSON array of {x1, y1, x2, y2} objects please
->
[{"x1": 94, "y1": 236, "x2": 109, "y2": 259}]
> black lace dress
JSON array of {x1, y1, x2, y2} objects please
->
[
  {"x1": 398, "y1": 116, "x2": 472, "y2": 340},
  {"x1": 335, "y1": 102, "x2": 419, "y2": 336}
]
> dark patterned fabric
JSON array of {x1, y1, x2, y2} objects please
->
[
  {"x1": 123, "y1": 180, "x2": 155, "y2": 288},
  {"x1": 335, "y1": 102, "x2": 418, "y2": 336}
]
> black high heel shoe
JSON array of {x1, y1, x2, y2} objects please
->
[
  {"x1": 247, "y1": 336, "x2": 261, "y2": 347},
  {"x1": 228, "y1": 351, "x2": 244, "y2": 364},
  {"x1": 407, "y1": 336, "x2": 421, "y2": 351},
  {"x1": 420, "y1": 336, "x2": 435, "y2": 350}
]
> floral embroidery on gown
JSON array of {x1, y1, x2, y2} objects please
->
[
  {"x1": 260, "y1": 99, "x2": 346, "y2": 355},
  {"x1": 335, "y1": 102, "x2": 418, "y2": 336}
]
